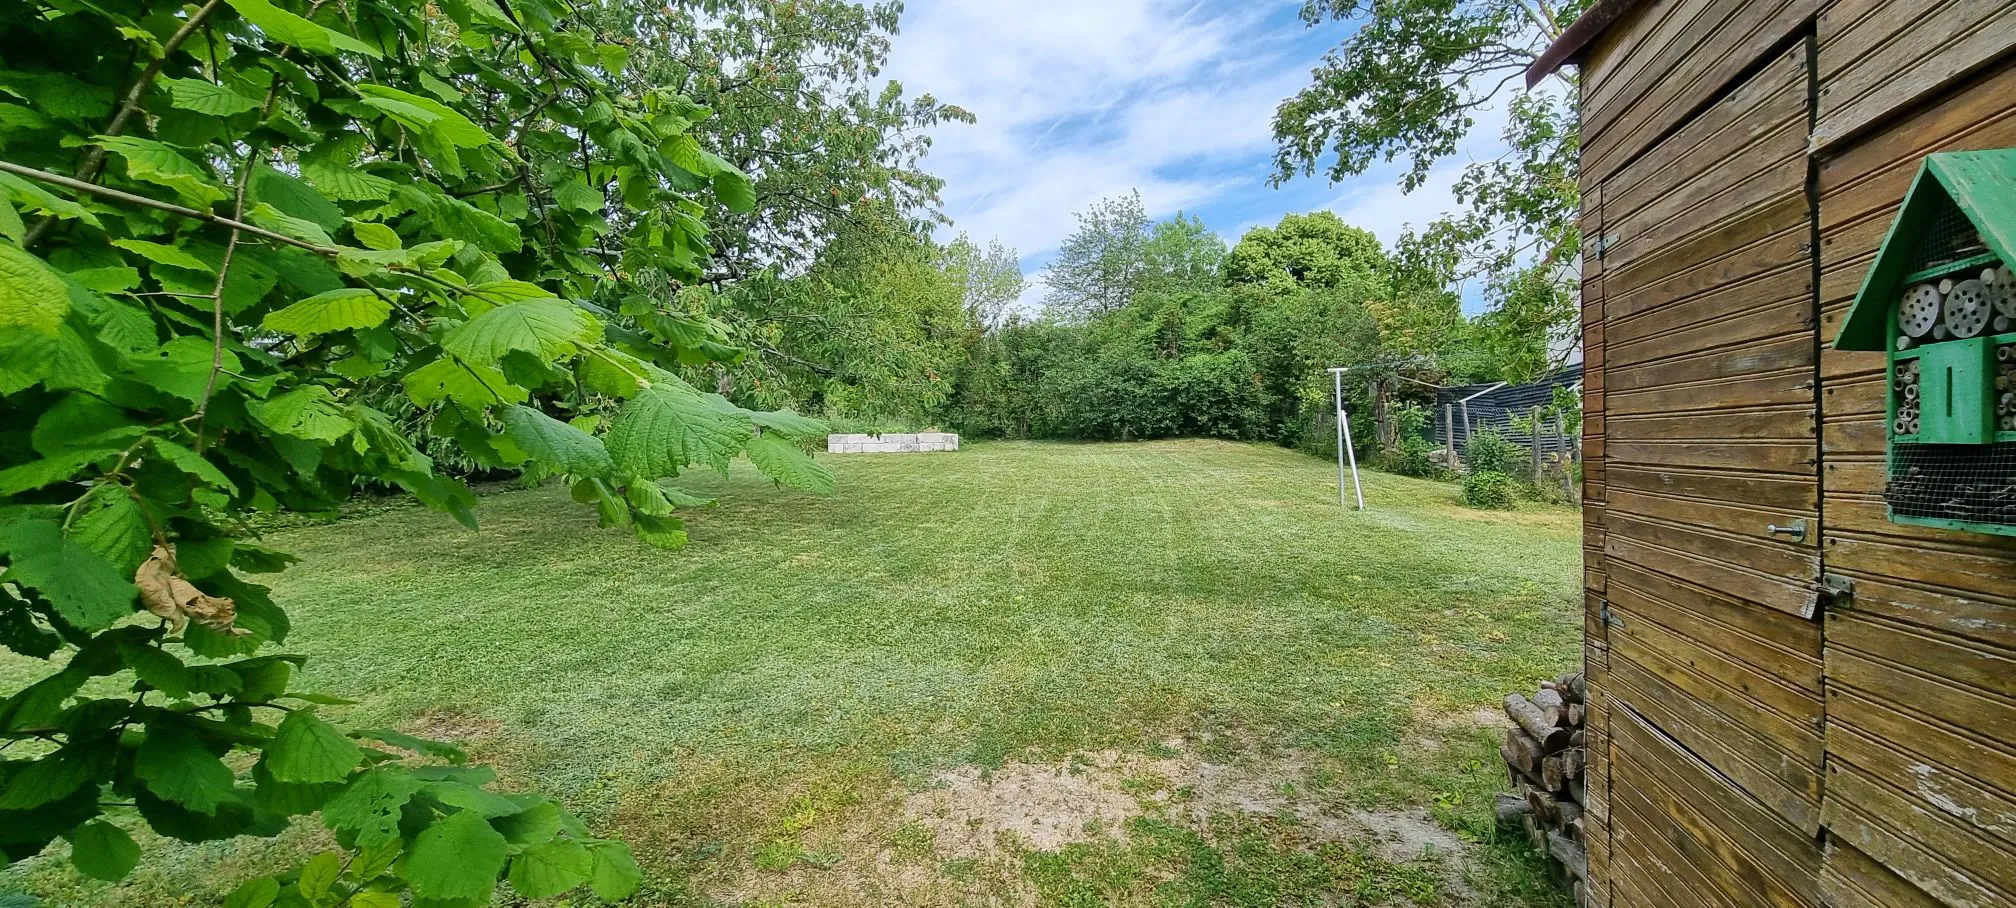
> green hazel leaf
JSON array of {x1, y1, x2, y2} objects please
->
[
  {"x1": 632, "y1": 512, "x2": 686, "y2": 550},
  {"x1": 321, "y1": 767, "x2": 420, "y2": 848},
  {"x1": 262, "y1": 288, "x2": 391, "y2": 337},
  {"x1": 349, "y1": 220, "x2": 401, "y2": 251},
  {"x1": 418, "y1": 71, "x2": 464, "y2": 104},
  {"x1": 0, "y1": 240, "x2": 69, "y2": 335},
  {"x1": 254, "y1": 386, "x2": 355, "y2": 443},
  {"x1": 297, "y1": 850, "x2": 341, "y2": 900},
  {"x1": 150, "y1": 437, "x2": 239, "y2": 493},
  {"x1": 0, "y1": 668, "x2": 86, "y2": 732},
  {"x1": 0, "y1": 196, "x2": 28, "y2": 242},
  {"x1": 577, "y1": 348, "x2": 652, "y2": 398},
  {"x1": 267, "y1": 709, "x2": 363, "y2": 784},
  {"x1": 0, "y1": 70, "x2": 115, "y2": 120},
  {"x1": 69, "y1": 285, "x2": 156, "y2": 351},
  {"x1": 441, "y1": 299, "x2": 600, "y2": 366},
  {"x1": 399, "y1": 808, "x2": 510, "y2": 901},
  {"x1": 500, "y1": 406, "x2": 612, "y2": 477},
  {"x1": 0, "y1": 322, "x2": 109, "y2": 395},
  {"x1": 554, "y1": 176, "x2": 603, "y2": 213},
  {"x1": 246, "y1": 202, "x2": 336, "y2": 248},
  {"x1": 0, "y1": 448, "x2": 107, "y2": 496},
  {"x1": 302, "y1": 155, "x2": 395, "y2": 202},
  {"x1": 491, "y1": 801, "x2": 561, "y2": 845},
  {"x1": 68, "y1": 819, "x2": 140, "y2": 882},
  {"x1": 135, "y1": 723, "x2": 236, "y2": 813},
  {"x1": 231, "y1": 658, "x2": 291, "y2": 702},
  {"x1": 660, "y1": 133, "x2": 702, "y2": 174},
  {"x1": 744, "y1": 434, "x2": 835, "y2": 496},
  {"x1": 3, "y1": 518, "x2": 134, "y2": 630},
  {"x1": 69, "y1": 486, "x2": 150, "y2": 577},
  {"x1": 66, "y1": 266, "x2": 140, "y2": 292},
  {"x1": 92, "y1": 136, "x2": 228, "y2": 207},
  {"x1": 134, "y1": 785, "x2": 258, "y2": 842},
  {"x1": 162, "y1": 77, "x2": 262, "y2": 117},
  {"x1": 118, "y1": 639, "x2": 191, "y2": 699},
  {"x1": 750, "y1": 409, "x2": 828, "y2": 440},
  {"x1": 464, "y1": 280, "x2": 556, "y2": 306},
  {"x1": 711, "y1": 170, "x2": 756, "y2": 214},
  {"x1": 354, "y1": 85, "x2": 495, "y2": 149},
  {"x1": 110, "y1": 238, "x2": 214, "y2": 273},
  {"x1": 623, "y1": 480, "x2": 676, "y2": 517},
  {"x1": 224, "y1": 0, "x2": 382, "y2": 58},
  {"x1": 655, "y1": 482, "x2": 716, "y2": 510},
  {"x1": 693, "y1": 148, "x2": 738, "y2": 177},
  {"x1": 588, "y1": 841, "x2": 644, "y2": 901},
  {"x1": 404, "y1": 357, "x2": 527, "y2": 409},
  {"x1": 347, "y1": 892, "x2": 398, "y2": 908},
  {"x1": 0, "y1": 747, "x2": 94, "y2": 809},
  {"x1": 423, "y1": 780, "x2": 524, "y2": 817},
  {"x1": 251, "y1": 758, "x2": 340, "y2": 817},
  {"x1": 431, "y1": 195, "x2": 522, "y2": 252},
  {"x1": 605, "y1": 382, "x2": 754, "y2": 480},
  {"x1": 249, "y1": 166, "x2": 345, "y2": 231},
  {"x1": 223, "y1": 875, "x2": 281, "y2": 908},
  {"x1": 128, "y1": 336, "x2": 243, "y2": 402},
  {"x1": 0, "y1": 170, "x2": 100, "y2": 226},
  {"x1": 509, "y1": 838, "x2": 592, "y2": 899}
]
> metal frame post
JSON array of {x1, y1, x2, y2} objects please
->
[{"x1": 1330, "y1": 368, "x2": 1365, "y2": 510}]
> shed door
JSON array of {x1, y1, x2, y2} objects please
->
[{"x1": 1593, "y1": 41, "x2": 1827, "y2": 905}]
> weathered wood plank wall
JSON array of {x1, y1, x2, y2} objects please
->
[
  {"x1": 1811, "y1": 8, "x2": 2016, "y2": 899},
  {"x1": 1573, "y1": 0, "x2": 2016, "y2": 904}
]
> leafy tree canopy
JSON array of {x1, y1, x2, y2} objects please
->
[
  {"x1": 0, "y1": 0, "x2": 843, "y2": 899},
  {"x1": 1042, "y1": 190, "x2": 1149, "y2": 320},
  {"x1": 609, "y1": 0, "x2": 975, "y2": 283},
  {"x1": 1223, "y1": 211, "x2": 1385, "y2": 290},
  {"x1": 1271, "y1": 0, "x2": 1589, "y2": 381}
]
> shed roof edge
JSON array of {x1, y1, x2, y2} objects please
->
[{"x1": 1525, "y1": 0, "x2": 1654, "y2": 88}]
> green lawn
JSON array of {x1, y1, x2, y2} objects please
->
[{"x1": 14, "y1": 439, "x2": 1581, "y2": 907}]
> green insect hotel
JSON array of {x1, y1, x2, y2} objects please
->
[{"x1": 1833, "y1": 149, "x2": 2016, "y2": 536}]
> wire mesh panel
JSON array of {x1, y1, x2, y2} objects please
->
[
  {"x1": 1904, "y1": 203, "x2": 1991, "y2": 276},
  {"x1": 1886, "y1": 442, "x2": 2016, "y2": 531}
]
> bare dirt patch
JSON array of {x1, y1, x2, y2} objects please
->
[
  {"x1": 402, "y1": 707, "x2": 505, "y2": 743},
  {"x1": 899, "y1": 744, "x2": 1482, "y2": 903}
]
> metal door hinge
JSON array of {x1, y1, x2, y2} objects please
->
[
  {"x1": 1601, "y1": 606, "x2": 1625, "y2": 628},
  {"x1": 1821, "y1": 573, "x2": 1855, "y2": 612}
]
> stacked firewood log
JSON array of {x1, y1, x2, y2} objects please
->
[{"x1": 1495, "y1": 671, "x2": 1589, "y2": 901}]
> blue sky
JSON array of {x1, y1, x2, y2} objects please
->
[{"x1": 880, "y1": 0, "x2": 1514, "y2": 314}]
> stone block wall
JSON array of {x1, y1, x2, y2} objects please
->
[{"x1": 825, "y1": 432, "x2": 959, "y2": 454}]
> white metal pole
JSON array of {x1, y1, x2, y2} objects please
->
[
  {"x1": 1330, "y1": 369, "x2": 1365, "y2": 510},
  {"x1": 1340, "y1": 407, "x2": 1366, "y2": 511},
  {"x1": 1333, "y1": 369, "x2": 1347, "y2": 509}
]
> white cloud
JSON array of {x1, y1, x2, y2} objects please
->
[{"x1": 882, "y1": 0, "x2": 1520, "y2": 316}]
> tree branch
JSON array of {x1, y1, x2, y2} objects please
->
[
  {"x1": 192, "y1": 154, "x2": 259, "y2": 450},
  {"x1": 0, "y1": 160, "x2": 337, "y2": 255}
]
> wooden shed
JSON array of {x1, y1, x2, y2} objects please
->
[{"x1": 1528, "y1": 1, "x2": 2016, "y2": 904}]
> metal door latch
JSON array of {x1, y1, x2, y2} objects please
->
[
  {"x1": 1766, "y1": 519, "x2": 1808, "y2": 542},
  {"x1": 1821, "y1": 573, "x2": 1855, "y2": 612}
]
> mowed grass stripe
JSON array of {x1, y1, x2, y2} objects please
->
[{"x1": 8, "y1": 439, "x2": 1580, "y2": 906}]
